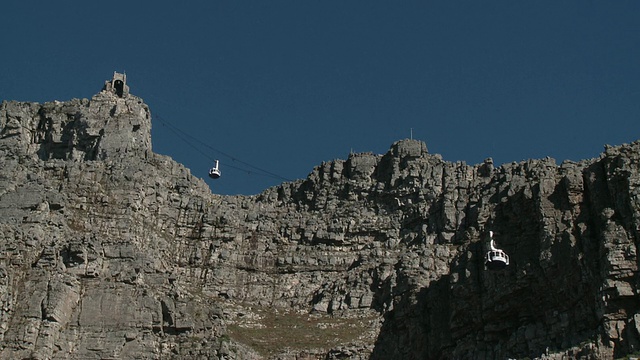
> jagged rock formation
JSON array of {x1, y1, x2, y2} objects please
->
[{"x1": 1, "y1": 73, "x2": 640, "y2": 359}]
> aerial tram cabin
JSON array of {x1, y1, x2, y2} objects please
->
[
  {"x1": 485, "y1": 231, "x2": 509, "y2": 270},
  {"x1": 209, "y1": 160, "x2": 221, "y2": 179}
]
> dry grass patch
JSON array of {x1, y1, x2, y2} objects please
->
[{"x1": 227, "y1": 307, "x2": 379, "y2": 357}]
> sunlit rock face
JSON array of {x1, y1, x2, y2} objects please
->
[{"x1": 1, "y1": 74, "x2": 640, "y2": 359}]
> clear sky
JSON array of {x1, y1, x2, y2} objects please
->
[{"x1": 2, "y1": 1, "x2": 639, "y2": 195}]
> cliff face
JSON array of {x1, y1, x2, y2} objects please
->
[{"x1": 1, "y1": 77, "x2": 639, "y2": 359}]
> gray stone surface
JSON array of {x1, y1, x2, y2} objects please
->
[{"x1": 1, "y1": 74, "x2": 640, "y2": 359}]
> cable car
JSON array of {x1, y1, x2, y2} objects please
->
[
  {"x1": 485, "y1": 231, "x2": 509, "y2": 270},
  {"x1": 209, "y1": 160, "x2": 221, "y2": 179}
]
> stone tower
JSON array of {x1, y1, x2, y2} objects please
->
[{"x1": 102, "y1": 71, "x2": 129, "y2": 98}]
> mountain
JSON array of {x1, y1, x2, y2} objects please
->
[{"x1": 1, "y1": 73, "x2": 639, "y2": 359}]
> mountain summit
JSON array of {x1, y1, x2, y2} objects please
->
[{"x1": 1, "y1": 73, "x2": 639, "y2": 359}]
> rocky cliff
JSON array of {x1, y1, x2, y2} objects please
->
[{"x1": 1, "y1": 74, "x2": 640, "y2": 359}]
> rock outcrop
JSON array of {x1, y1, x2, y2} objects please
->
[{"x1": 1, "y1": 73, "x2": 640, "y2": 359}]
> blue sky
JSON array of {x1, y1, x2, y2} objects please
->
[{"x1": 2, "y1": 1, "x2": 639, "y2": 195}]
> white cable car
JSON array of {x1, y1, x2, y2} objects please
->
[
  {"x1": 485, "y1": 231, "x2": 509, "y2": 270},
  {"x1": 209, "y1": 160, "x2": 221, "y2": 179}
]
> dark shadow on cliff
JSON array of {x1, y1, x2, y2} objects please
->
[
  {"x1": 370, "y1": 274, "x2": 451, "y2": 360},
  {"x1": 370, "y1": 179, "x2": 606, "y2": 359}
]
